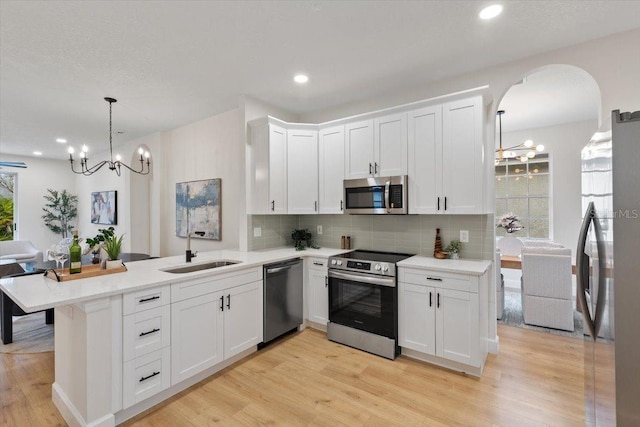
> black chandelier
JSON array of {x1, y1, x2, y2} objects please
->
[{"x1": 68, "y1": 97, "x2": 150, "y2": 176}]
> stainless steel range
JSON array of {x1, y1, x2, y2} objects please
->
[{"x1": 327, "y1": 250, "x2": 414, "y2": 359}]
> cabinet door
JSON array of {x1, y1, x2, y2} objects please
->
[
  {"x1": 398, "y1": 282, "x2": 436, "y2": 355},
  {"x1": 269, "y1": 124, "x2": 288, "y2": 214},
  {"x1": 308, "y1": 267, "x2": 328, "y2": 325},
  {"x1": 344, "y1": 120, "x2": 374, "y2": 179},
  {"x1": 287, "y1": 129, "x2": 318, "y2": 214},
  {"x1": 374, "y1": 112, "x2": 408, "y2": 177},
  {"x1": 442, "y1": 96, "x2": 483, "y2": 213},
  {"x1": 171, "y1": 291, "x2": 224, "y2": 384},
  {"x1": 223, "y1": 281, "x2": 263, "y2": 360},
  {"x1": 435, "y1": 288, "x2": 479, "y2": 367},
  {"x1": 318, "y1": 126, "x2": 345, "y2": 214},
  {"x1": 408, "y1": 106, "x2": 442, "y2": 214}
]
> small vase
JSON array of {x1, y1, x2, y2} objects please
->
[
  {"x1": 106, "y1": 259, "x2": 123, "y2": 269},
  {"x1": 450, "y1": 253, "x2": 459, "y2": 260}
]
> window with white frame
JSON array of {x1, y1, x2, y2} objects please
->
[{"x1": 495, "y1": 154, "x2": 550, "y2": 239}]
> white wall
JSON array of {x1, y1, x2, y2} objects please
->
[
  {"x1": 0, "y1": 154, "x2": 76, "y2": 253},
  {"x1": 502, "y1": 120, "x2": 598, "y2": 250},
  {"x1": 160, "y1": 108, "x2": 243, "y2": 256}
]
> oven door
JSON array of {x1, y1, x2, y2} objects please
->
[{"x1": 328, "y1": 270, "x2": 397, "y2": 339}]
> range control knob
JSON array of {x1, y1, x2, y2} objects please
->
[
  {"x1": 331, "y1": 259, "x2": 337, "y2": 265},
  {"x1": 382, "y1": 265, "x2": 389, "y2": 272},
  {"x1": 336, "y1": 260, "x2": 343, "y2": 266},
  {"x1": 374, "y1": 264, "x2": 382, "y2": 271}
]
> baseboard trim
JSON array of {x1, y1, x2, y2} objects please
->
[
  {"x1": 53, "y1": 382, "x2": 116, "y2": 427},
  {"x1": 488, "y1": 336, "x2": 499, "y2": 354}
]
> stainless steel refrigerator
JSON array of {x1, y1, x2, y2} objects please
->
[{"x1": 578, "y1": 110, "x2": 640, "y2": 426}]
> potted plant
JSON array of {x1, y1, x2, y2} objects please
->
[
  {"x1": 87, "y1": 227, "x2": 124, "y2": 267},
  {"x1": 291, "y1": 228, "x2": 318, "y2": 251},
  {"x1": 445, "y1": 240, "x2": 463, "y2": 260}
]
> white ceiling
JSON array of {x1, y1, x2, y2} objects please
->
[{"x1": 1, "y1": 1, "x2": 639, "y2": 160}]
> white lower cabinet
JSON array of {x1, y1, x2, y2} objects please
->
[
  {"x1": 399, "y1": 267, "x2": 484, "y2": 371},
  {"x1": 123, "y1": 347, "x2": 171, "y2": 408},
  {"x1": 307, "y1": 258, "x2": 328, "y2": 326},
  {"x1": 171, "y1": 276, "x2": 263, "y2": 385}
]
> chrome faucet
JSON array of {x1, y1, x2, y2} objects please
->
[{"x1": 186, "y1": 231, "x2": 205, "y2": 262}]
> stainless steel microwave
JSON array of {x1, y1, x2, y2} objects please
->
[{"x1": 343, "y1": 175, "x2": 408, "y2": 214}]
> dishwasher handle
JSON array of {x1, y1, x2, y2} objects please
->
[
  {"x1": 266, "y1": 266, "x2": 291, "y2": 274},
  {"x1": 265, "y1": 258, "x2": 302, "y2": 275}
]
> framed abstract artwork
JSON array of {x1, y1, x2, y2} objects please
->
[
  {"x1": 91, "y1": 190, "x2": 117, "y2": 225},
  {"x1": 176, "y1": 179, "x2": 221, "y2": 240}
]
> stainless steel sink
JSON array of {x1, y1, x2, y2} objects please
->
[{"x1": 162, "y1": 260, "x2": 241, "y2": 274}]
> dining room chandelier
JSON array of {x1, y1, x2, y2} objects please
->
[
  {"x1": 68, "y1": 97, "x2": 150, "y2": 176},
  {"x1": 495, "y1": 110, "x2": 544, "y2": 164}
]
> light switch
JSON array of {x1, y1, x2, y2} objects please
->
[
  {"x1": 460, "y1": 230, "x2": 469, "y2": 243},
  {"x1": 253, "y1": 227, "x2": 262, "y2": 237},
  {"x1": 317, "y1": 225, "x2": 323, "y2": 235}
]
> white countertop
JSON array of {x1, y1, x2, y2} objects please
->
[
  {"x1": 397, "y1": 256, "x2": 492, "y2": 276},
  {"x1": 0, "y1": 247, "x2": 348, "y2": 313}
]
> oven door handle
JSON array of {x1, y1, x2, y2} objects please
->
[{"x1": 328, "y1": 270, "x2": 396, "y2": 287}]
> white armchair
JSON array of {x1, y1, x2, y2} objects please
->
[
  {"x1": 521, "y1": 245, "x2": 574, "y2": 331},
  {"x1": 0, "y1": 240, "x2": 43, "y2": 265},
  {"x1": 496, "y1": 249, "x2": 504, "y2": 320}
]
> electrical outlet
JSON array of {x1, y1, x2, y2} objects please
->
[
  {"x1": 317, "y1": 225, "x2": 323, "y2": 235},
  {"x1": 460, "y1": 230, "x2": 469, "y2": 243},
  {"x1": 253, "y1": 227, "x2": 262, "y2": 238}
]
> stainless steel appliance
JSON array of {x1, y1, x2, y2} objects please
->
[
  {"x1": 262, "y1": 258, "x2": 303, "y2": 344},
  {"x1": 343, "y1": 175, "x2": 408, "y2": 214},
  {"x1": 578, "y1": 110, "x2": 640, "y2": 425},
  {"x1": 327, "y1": 250, "x2": 414, "y2": 359}
]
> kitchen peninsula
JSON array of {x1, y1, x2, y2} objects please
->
[{"x1": 1, "y1": 248, "x2": 490, "y2": 426}]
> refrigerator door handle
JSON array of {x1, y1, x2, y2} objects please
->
[
  {"x1": 577, "y1": 202, "x2": 597, "y2": 339},
  {"x1": 591, "y1": 205, "x2": 607, "y2": 338}
]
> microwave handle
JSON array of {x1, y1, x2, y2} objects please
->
[{"x1": 385, "y1": 180, "x2": 390, "y2": 213}]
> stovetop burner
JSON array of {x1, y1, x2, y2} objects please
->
[{"x1": 335, "y1": 250, "x2": 414, "y2": 264}]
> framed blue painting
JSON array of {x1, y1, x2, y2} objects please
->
[{"x1": 176, "y1": 179, "x2": 221, "y2": 240}]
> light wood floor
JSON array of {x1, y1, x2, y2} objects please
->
[{"x1": 0, "y1": 324, "x2": 585, "y2": 426}]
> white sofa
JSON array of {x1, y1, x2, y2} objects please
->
[
  {"x1": 521, "y1": 245, "x2": 574, "y2": 331},
  {"x1": 0, "y1": 240, "x2": 44, "y2": 265}
]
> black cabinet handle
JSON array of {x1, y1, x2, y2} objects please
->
[
  {"x1": 227, "y1": 294, "x2": 231, "y2": 309},
  {"x1": 427, "y1": 277, "x2": 442, "y2": 281},
  {"x1": 271, "y1": 200, "x2": 275, "y2": 211},
  {"x1": 139, "y1": 371, "x2": 160, "y2": 382},
  {"x1": 374, "y1": 162, "x2": 378, "y2": 174},
  {"x1": 220, "y1": 295, "x2": 224, "y2": 311},
  {"x1": 437, "y1": 293, "x2": 440, "y2": 308},
  {"x1": 139, "y1": 328, "x2": 160, "y2": 337},
  {"x1": 314, "y1": 201, "x2": 318, "y2": 212},
  {"x1": 139, "y1": 295, "x2": 160, "y2": 304},
  {"x1": 369, "y1": 163, "x2": 373, "y2": 174},
  {"x1": 444, "y1": 197, "x2": 447, "y2": 211},
  {"x1": 429, "y1": 291, "x2": 432, "y2": 307},
  {"x1": 313, "y1": 262, "x2": 324, "y2": 266},
  {"x1": 325, "y1": 276, "x2": 328, "y2": 287},
  {"x1": 437, "y1": 197, "x2": 440, "y2": 211},
  {"x1": 340, "y1": 200, "x2": 343, "y2": 211}
]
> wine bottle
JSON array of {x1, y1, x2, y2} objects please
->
[{"x1": 69, "y1": 230, "x2": 82, "y2": 274}]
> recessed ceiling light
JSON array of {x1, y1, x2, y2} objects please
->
[
  {"x1": 33, "y1": 151, "x2": 43, "y2": 156},
  {"x1": 56, "y1": 138, "x2": 67, "y2": 143},
  {"x1": 294, "y1": 74, "x2": 309, "y2": 84},
  {"x1": 479, "y1": 4, "x2": 503, "y2": 20}
]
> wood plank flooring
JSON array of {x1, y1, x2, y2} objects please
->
[{"x1": 0, "y1": 324, "x2": 585, "y2": 426}]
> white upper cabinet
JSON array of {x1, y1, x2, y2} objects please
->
[
  {"x1": 344, "y1": 114, "x2": 408, "y2": 179},
  {"x1": 287, "y1": 129, "x2": 319, "y2": 214},
  {"x1": 442, "y1": 97, "x2": 484, "y2": 214},
  {"x1": 374, "y1": 112, "x2": 408, "y2": 177},
  {"x1": 318, "y1": 125, "x2": 345, "y2": 214},
  {"x1": 344, "y1": 119, "x2": 375, "y2": 179},
  {"x1": 408, "y1": 105, "x2": 442, "y2": 214},
  {"x1": 408, "y1": 96, "x2": 484, "y2": 214},
  {"x1": 248, "y1": 120, "x2": 287, "y2": 214}
]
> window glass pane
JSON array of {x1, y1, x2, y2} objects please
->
[
  {"x1": 529, "y1": 219, "x2": 549, "y2": 238},
  {"x1": 495, "y1": 163, "x2": 507, "y2": 177},
  {"x1": 529, "y1": 198, "x2": 549, "y2": 218},
  {"x1": 0, "y1": 173, "x2": 15, "y2": 241},
  {"x1": 495, "y1": 177, "x2": 507, "y2": 198},
  {"x1": 507, "y1": 163, "x2": 527, "y2": 176},
  {"x1": 507, "y1": 198, "x2": 528, "y2": 219},
  {"x1": 528, "y1": 174, "x2": 548, "y2": 196},
  {"x1": 508, "y1": 176, "x2": 528, "y2": 197},
  {"x1": 495, "y1": 198, "x2": 507, "y2": 216}
]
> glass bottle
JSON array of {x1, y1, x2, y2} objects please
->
[{"x1": 69, "y1": 230, "x2": 82, "y2": 274}]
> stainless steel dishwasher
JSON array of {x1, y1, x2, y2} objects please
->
[{"x1": 262, "y1": 258, "x2": 303, "y2": 345}]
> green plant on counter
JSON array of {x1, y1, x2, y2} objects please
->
[
  {"x1": 87, "y1": 227, "x2": 124, "y2": 260},
  {"x1": 291, "y1": 228, "x2": 318, "y2": 251},
  {"x1": 444, "y1": 240, "x2": 462, "y2": 259}
]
